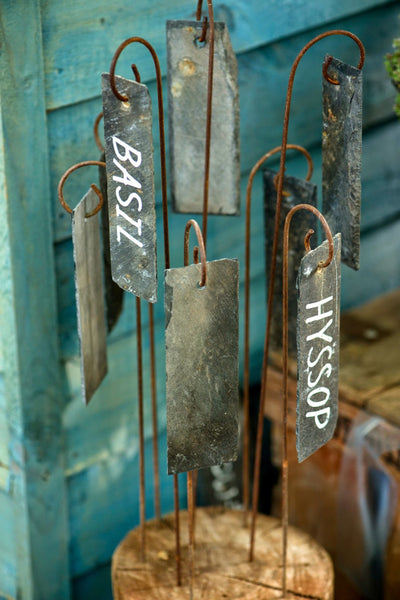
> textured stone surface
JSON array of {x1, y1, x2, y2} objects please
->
[
  {"x1": 98, "y1": 153, "x2": 124, "y2": 332},
  {"x1": 296, "y1": 233, "x2": 341, "y2": 462},
  {"x1": 102, "y1": 73, "x2": 157, "y2": 301},
  {"x1": 322, "y1": 56, "x2": 362, "y2": 270},
  {"x1": 167, "y1": 20, "x2": 240, "y2": 214},
  {"x1": 72, "y1": 188, "x2": 108, "y2": 404},
  {"x1": 165, "y1": 259, "x2": 239, "y2": 474},
  {"x1": 264, "y1": 169, "x2": 317, "y2": 356}
]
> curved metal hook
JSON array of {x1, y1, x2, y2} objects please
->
[
  {"x1": 94, "y1": 112, "x2": 104, "y2": 153},
  {"x1": 58, "y1": 161, "x2": 106, "y2": 217},
  {"x1": 184, "y1": 219, "x2": 207, "y2": 287},
  {"x1": 109, "y1": 37, "x2": 156, "y2": 103},
  {"x1": 322, "y1": 31, "x2": 365, "y2": 85}
]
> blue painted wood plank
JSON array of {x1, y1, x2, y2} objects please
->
[
  {"x1": 67, "y1": 431, "x2": 186, "y2": 577},
  {"x1": 0, "y1": 2, "x2": 70, "y2": 597},
  {"x1": 49, "y1": 2, "x2": 399, "y2": 243},
  {"x1": 41, "y1": 0, "x2": 391, "y2": 109},
  {"x1": 0, "y1": 491, "x2": 16, "y2": 600}
]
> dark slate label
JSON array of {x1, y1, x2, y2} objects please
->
[
  {"x1": 165, "y1": 259, "x2": 239, "y2": 474},
  {"x1": 322, "y1": 55, "x2": 362, "y2": 270},
  {"x1": 296, "y1": 233, "x2": 341, "y2": 462},
  {"x1": 72, "y1": 188, "x2": 108, "y2": 404},
  {"x1": 167, "y1": 20, "x2": 240, "y2": 215},
  {"x1": 102, "y1": 73, "x2": 157, "y2": 302},
  {"x1": 264, "y1": 169, "x2": 317, "y2": 357}
]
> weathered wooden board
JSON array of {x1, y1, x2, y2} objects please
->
[
  {"x1": 112, "y1": 507, "x2": 334, "y2": 600},
  {"x1": 41, "y1": 0, "x2": 389, "y2": 109},
  {"x1": 0, "y1": 1, "x2": 70, "y2": 598},
  {"x1": 50, "y1": 3, "x2": 400, "y2": 242},
  {"x1": 0, "y1": 490, "x2": 16, "y2": 599}
]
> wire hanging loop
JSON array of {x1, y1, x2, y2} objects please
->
[
  {"x1": 323, "y1": 32, "x2": 365, "y2": 85},
  {"x1": 184, "y1": 219, "x2": 207, "y2": 287},
  {"x1": 93, "y1": 112, "x2": 104, "y2": 153},
  {"x1": 58, "y1": 160, "x2": 106, "y2": 217},
  {"x1": 109, "y1": 37, "x2": 157, "y2": 103}
]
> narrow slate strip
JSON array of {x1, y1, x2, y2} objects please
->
[
  {"x1": 167, "y1": 20, "x2": 240, "y2": 214},
  {"x1": 102, "y1": 73, "x2": 157, "y2": 302},
  {"x1": 165, "y1": 259, "x2": 239, "y2": 474},
  {"x1": 264, "y1": 169, "x2": 317, "y2": 356},
  {"x1": 99, "y1": 153, "x2": 124, "y2": 332},
  {"x1": 296, "y1": 233, "x2": 341, "y2": 462},
  {"x1": 72, "y1": 188, "x2": 108, "y2": 404},
  {"x1": 322, "y1": 56, "x2": 362, "y2": 270}
]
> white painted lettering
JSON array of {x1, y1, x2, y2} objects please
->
[
  {"x1": 116, "y1": 204, "x2": 142, "y2": 236},
  {"x1": 116, "y1": 187, "x2": 143, "y2": 211},
  {"x1": 307, "y1": 345, "x2": 333, "y2": 368},
  {"x1": 112, "y1": 136, "x2": 142, "y2": 168},
  {"x1": 305, "y1": 296, "x2": 333, "y2": 323},
  {"x1": 306, "y1": 407, "x2": 330, "y2": 430},
  {"x1": 113, "y1": 159, "x2": 142, "y2": 189},
  {"x1": 307, "y1": 386, "x2": 330, "y2": 407},
  {"x1": 117, "y1": 226, "x2": 143, "y2": 248},
  {"x1": 307, "y1": 363, "x2": 332, "y2": 388},
  {"x1": 306, "y1": 319, "x2": 333, "y2": 343}
]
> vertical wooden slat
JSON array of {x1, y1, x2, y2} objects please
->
[{"x1": 0, "y1": 1, "x2": 70, "y2": 598}]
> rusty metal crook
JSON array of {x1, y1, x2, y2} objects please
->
[
  {"x1": 58, "y1": 161, "x2": 106, "y2": 217},
  {"x1": 322, "y1": 31, "x2": 365, "y2": 85},
  {"x1": 280, "y1": 203, "x2": 334, "y2": 597},
  {"x1": 242, "y1": 143, "x2": 313, "y2": 524},
  {"x1": 109, "y1": 38, "x2": 155, "y2": 103},
  {"x1": 184, "y1": 219, "x2": 207, "y2": 287},
  {"x1": 249, "y1": 29, "x2": 365, "y2": 564},
  {"x1": 93, "y1": 113, "x2": 104, "y2": 153}
]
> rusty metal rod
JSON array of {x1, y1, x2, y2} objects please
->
[
  {"x1": 249, "y1": 30, "x2": 365, "y2": 562},
  {"x1": 201, "y1": 0, "x2": 215, "y2": 247},
  {"x1": 282, "y1": 204, "x2": 334, "y2": 596},
  {"x1": 58, "y1": 161, "x2": 106, "y2": 218},
  {"x1": 148, "y1": 303, "x2": 161, "y2": 521},
  {"x1": 187, "y1": 471, "x2": 195, "y2": 600},
  {"x1": 136, "y1": 296, "x2": 146, "y2": 561},
  {"x1": 109, "y1": 35, "x2": 178, "y2": 580},
  {"x1": 242, "y1": 145, "x2": 313, "y2": 525}
]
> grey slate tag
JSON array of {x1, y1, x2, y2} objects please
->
[
  {"x1": 99, "y1": 154, "x2": 124, "y2": 332},
  {"x1": 165, "y1": 259, "x2": 239, "y2": 474},
  {"x1": 264, "y1": 169, "x2": 317, "y2": 356},
  {"x1": 167, "y1": 20, "x2": 240, "y2": 214},
  {"x1": 72, "y1": 188, "x2": 108, "y2": 404},
  {"x1": 296, "y1": 233, "x2": 341, "y2": 463},
  {"x1": 322, "y1": 56, "x2": 362, "y2": 270},
  {"x1": 102, "y1": 73, "x2": 157, "y2": 302}
]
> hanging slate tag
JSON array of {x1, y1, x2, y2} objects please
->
[
  {"x1": 322, "y1": 56, "x2": 362, "y2": 270},
  {"x1": 72, "y1": 188, "x2": 108, "y2": 404},
  {"x1": 102, "y1": 73, "x2": 157, "y2": 302},
  {"x1": 296, "y1": 233, "x2": 341, "y2": 463},
  {"x1": 165, "y1": 259, "x2": 239, "y2": 474},
  {"x1": 264, "y1": 169, "x2": 317, "y2": 357},
  {"x1": 167, "y1": 20, "x2": 240, "y2": 214},
  {"x1": 99, "y1": 154, "x2": 124, "y2": 332}
]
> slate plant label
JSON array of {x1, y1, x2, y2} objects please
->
[
  {"x1": 167, "y1": 20, "x2": 240, "y2": 215},
  {"x1": 264, "y1": 169, "x2": 317, "y2": 357},
  {"x1": 165, "y1": 259, "x2": 239, "y2": 474},
  {"x1": 72, "y1": 188, "x2": 108, "y2": 405},
  {"x1": 296, "y1": 233, "x2": 341, "y2": 463},
  {"x1": 102, "y1": 73, "x2": 157, "y2": 302},
  {"x1": 98, "y1": 154, "x2": 124, "y2": 332},
  {"x1": 322, "y1": 56, "x2": 362, "y2": 270}
]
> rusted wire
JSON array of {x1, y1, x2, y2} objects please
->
[
  {"x1": 196, "y1": 0, "x2": 203, "y2": 20},
  {"x1": 108, "y1": 36, "x2": 177, "y2": 579},
  {"x1": 187, "y1": 471, "x2": 195, "y2": 600},
  {"x1": 136, "y1": 297, "x2": 146, "y2": 562},
  {"x1": 184, "y1": 219, "x2": 207, "y2": 287},
  {"x1": 281, "y1": 204, "x2": 334, "y2": 596},
  {"x1": 200, "y1": 0, "x2": 215, "y2": 247},
  {"x1": 149, "y1": 303, "x2": 161, "y2": 522},
  {"x1": 249, "y1": 30, "x2": 365, "y2": 562},
  {"x1": 58, "y1": 160, "x2": 106, "y2": 217},
  {"x1": 322, "y1": 31, "x2": 365, "y2": 85},
  {"x1": 242, "y1": 145, "x2": 313, "y2": 525},
  {"x1": 93, "y1": 113, "x2": 104, "y2": 153}
]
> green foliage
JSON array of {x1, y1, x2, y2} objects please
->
[{"x1": 385, "y1": 38, "x2": 400, "y2": 118}]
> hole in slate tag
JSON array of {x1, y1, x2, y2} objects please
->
[{"x1": 195, "y1": 36, "x2": 206, "y2": 48}]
